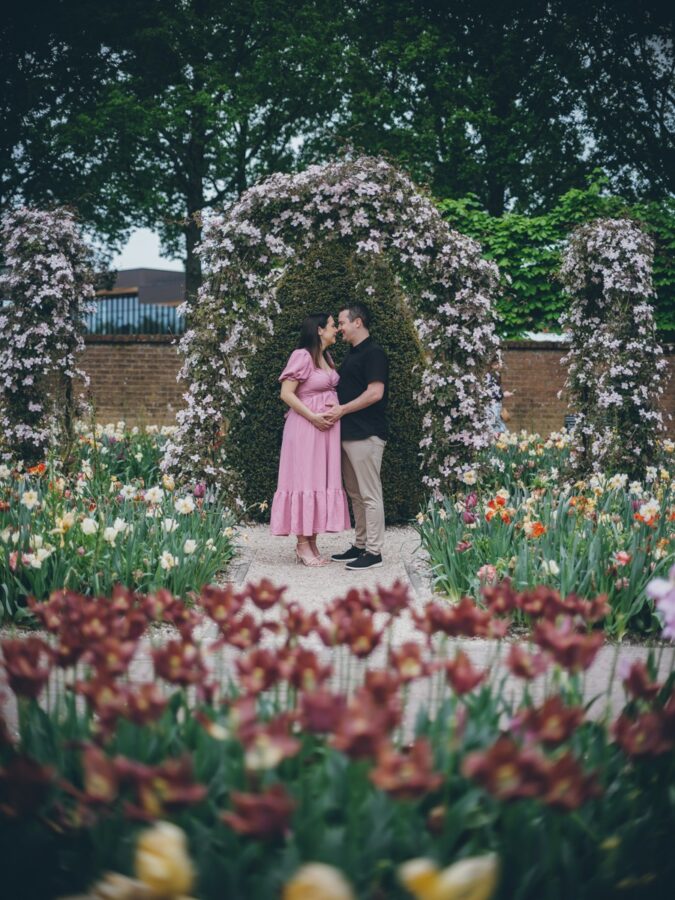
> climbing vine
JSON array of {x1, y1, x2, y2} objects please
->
[
  {"x1": 559, "y1": 217, "x2": 668, "y2": 478},
  {"x1": 0, "y1": 207, "x2": 95, "y2": 465}
]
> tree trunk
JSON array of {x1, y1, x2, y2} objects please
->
[
  {"x1": 184, "y1": 105, "x2": 206, "y2": 302},
  {"x1": 486, "y1": 178, "x2": 506, "y2": 217},
  {"x1": 184, "y1": 204, "x2": 203, "y2": 303}
]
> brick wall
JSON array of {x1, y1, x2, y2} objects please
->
[
  {"x1": 82, "y1": 335, "x2": 183, "y2": 425},
  {"x1": 501, "y1": 341, "x2": 675, "y2": 435},
  {"x1": 81, "y1": 336, "x2": 675, "y2": 435}
]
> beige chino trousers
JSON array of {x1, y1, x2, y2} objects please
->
[{"x1": 341, "y1": 436, "x2": 386, "y2": 556}]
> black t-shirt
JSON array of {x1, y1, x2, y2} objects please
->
[{"x1": 337, "y1": 337, "x2": 389, "y2": 440}]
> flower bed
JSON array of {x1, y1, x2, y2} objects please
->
[
  {"x1": 416, "y1": 431, "x2": 675, "y2": 637},
  {"x1": 0, "y1": 423, "x2": 237, "y2": 622},
  {"x1": 1, "y1": 578, "x2": 673, "y2": 898}
]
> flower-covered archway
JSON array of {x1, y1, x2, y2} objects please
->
[{"x1": 163, "y1": 156, "x2": 501, "y2": 498}]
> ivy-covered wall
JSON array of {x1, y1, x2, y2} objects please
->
[
  {"x1": 227, "y1": 241, "x2": 425, "y2": 524},
  {"x1": 438, "y1": 175, "x2": 675, "y2": 339}
]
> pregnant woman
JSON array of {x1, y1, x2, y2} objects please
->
[{"x1": 270, "y1": 312, "x2": 351, "y2": 565}]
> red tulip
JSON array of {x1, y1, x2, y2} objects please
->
[{"x1": 221, "y1": 783, "x2": 295, "y2": 840}]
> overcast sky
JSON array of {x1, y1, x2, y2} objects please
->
[{"x1": 111, "y1": 228, "x2": 183, "y2": 271}]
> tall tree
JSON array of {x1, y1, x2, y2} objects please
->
[
  {"x1": 1, "y1": 1, "x2": 345, "y2": 296},
  {"x1": 331, "y1": 0, "x2": 589, "y2": 215},
  {"x1": 562, "y1": 0, "x2": 674, "y2": 200},
  {"x1": 0, "y1": 2, "x2": 138, "y2": 243}
]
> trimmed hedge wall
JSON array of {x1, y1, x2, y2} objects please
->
[
  {"x1": 438, "y1": 175, "x2": 675, "y2": 339},
  {"x1": 228, "y1": 241, "x2": 425, "y2": 524}
]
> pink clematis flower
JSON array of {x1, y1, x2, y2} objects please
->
[{"x1": 646, "y1": 564, "x2": 675, "y2": 640}]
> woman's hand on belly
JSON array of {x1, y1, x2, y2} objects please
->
[{"x1": 310, "y1": 411, "x2": 332, "y2": 431}]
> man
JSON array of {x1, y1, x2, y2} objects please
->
[{"x1": 324, "y1": 302, "x2": 388, "y2": 570}]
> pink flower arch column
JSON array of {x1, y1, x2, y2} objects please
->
[
  {"x1": 559, "y1": 217, "x2": 669, "y2": 479},
  {"x1": 0, "y1": 207, "x2": 95, "y2": 465}
]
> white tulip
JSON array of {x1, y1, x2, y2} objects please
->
[{"x1": 81, "y1": 517, "x2": 98, "y2": 535}]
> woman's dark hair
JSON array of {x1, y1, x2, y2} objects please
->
[{"x1": 297, "y1": 312, "x2": 335, "y2": 369}]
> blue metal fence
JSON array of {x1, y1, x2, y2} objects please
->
[{"x1": 86, "y1": 293, "x2": 185, "y2": 335}]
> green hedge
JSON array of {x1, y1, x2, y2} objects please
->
[
  {"x1": 437, "y1": 173, "x2": 675, "y2": 339},
  {"x1": 228, "y1": 241, "x2": 425, "y2": 524}
]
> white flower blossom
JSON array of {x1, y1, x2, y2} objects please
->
[
  {"x1": 144, "y1": 486, "x2": 164, "y2": 504},
  {"x1": 174, "y1": 496, "x2": 196, "y2": 515},
  {"x1": 20, "y1": 490, "x2": 40, "y2": 510},
  {"x1": 159, "y1": 550, "x2": 179, "y2": 570}
]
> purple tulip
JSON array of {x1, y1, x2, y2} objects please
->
[
  {"x1": 631, "y1": 500, "x2": 641, "y2": 512},
  {"x1": 193, "y1": 482, "x2": 206, "y2": 498},
  {"x1": 465, "y1": 492, "x2": 478, "y2": 509},
  {"x1": 462, "y1": 510, "x2": 476, "y2": 524}
]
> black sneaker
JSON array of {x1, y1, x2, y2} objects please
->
[
  {"x1": 345, "y1": 552, "x2": 383, "y2": 570},
  {"x1": 331, "y1": 544, "x2": 365, "y2": 562}
]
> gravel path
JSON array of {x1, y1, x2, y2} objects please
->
[{"x1": 232, "y1": 523, "x2": 426, "y2": 604}]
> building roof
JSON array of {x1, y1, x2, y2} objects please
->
[{"x1": 97, "y1": 268, "x2": 185, "y2": 306}]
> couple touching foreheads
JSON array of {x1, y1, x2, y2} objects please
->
[{"x1": 270, "y1": 303, "x2": 388, "y2": 571}]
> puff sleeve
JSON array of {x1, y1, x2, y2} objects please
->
[{"x1": 279, "y1": 349, "x2": 314, "y2": 383}]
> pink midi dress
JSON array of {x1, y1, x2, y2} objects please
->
[{"x1": 270, "y1": 348, "x2": 351, "y2": 536}]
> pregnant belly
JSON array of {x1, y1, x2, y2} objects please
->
[{"x1": 303, "y1": 391, "x2": 338, "y2": 413}]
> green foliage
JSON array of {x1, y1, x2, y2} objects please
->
[
  {"x1": 437, "y1": 175, "x2": 675, "y2": 338},
  {"x1": 228, "y1": 241, "x2": 425, "y2": 524},
  {"x1": 7, "y1": 2, "x2": 673, "y2": 294}
]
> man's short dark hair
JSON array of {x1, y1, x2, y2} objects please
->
[{"x1": 344, "y1": 302, "x2": 371, "y2": 329}]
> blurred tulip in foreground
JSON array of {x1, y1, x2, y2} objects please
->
[
  {"x1": 399, "y1": 853, "x2": 499, "y2": 900},
  {"x1": 283, "y1": 863, "x2": 355, "y2": 900},
  {"x1": 135, "y1": 821, "x2": 194, "y2": 896}
]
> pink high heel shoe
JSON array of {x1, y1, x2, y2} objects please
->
[{"x1": 295, "y1": 541, "x2": 330, "y2": 567}]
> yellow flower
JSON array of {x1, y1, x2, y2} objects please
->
[
  {"x1": 162, "y1": 473, "x2": 176, "y2": 492},
  {"x1": 283, "y1": 863, "x2": 355, "y2": 900},
  {"x1": 399, "y1": 859, "x2": 440, "y2": 897},
  {"x1": 135, "y1": 821, "x2": 194, "y2": 897},
  {"x1": 399, "y1": 854, "x2": 499, "y2": 900}
]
